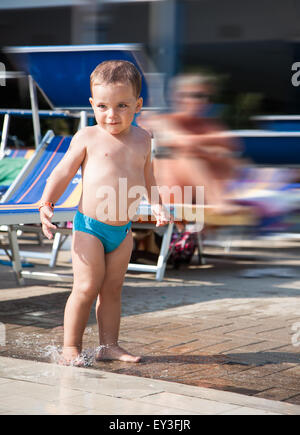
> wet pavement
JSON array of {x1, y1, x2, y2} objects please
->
[{"x1": 1, "y1": 232, "x2": 300, "y2": 413}]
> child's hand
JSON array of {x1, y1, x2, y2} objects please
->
[
  {"x1": 152, "y1": 204, "x2": 173, "y2": 227},
  {"x1": 40, "y1": 206, "x2": 57, "y2": 239}
]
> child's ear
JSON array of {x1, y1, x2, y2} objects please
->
[
  {"x1": 89, "y1": 97, "x2": 94, "y2": 107},
  {"x1": 136, "y1": 97, "x2": 143, "y2": 113}
]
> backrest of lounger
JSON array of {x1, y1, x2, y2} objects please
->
[
  {"x1": 2, "y1": 134, "x2": 82, "y2": 209},
  {"x1": 5, "y1": 45, "x2": 150, "y2": 110}
]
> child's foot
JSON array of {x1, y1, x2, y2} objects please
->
[
  {"x1": 95, "y1": 344, "x2": 141, "y2": 363},
  {"x1": 59, "y1": 346, "x2": 86, "y2": 367}
]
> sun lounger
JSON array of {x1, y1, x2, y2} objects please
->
[{"x1": 0, "y1": 131, "x2": 81, "y2": 283}]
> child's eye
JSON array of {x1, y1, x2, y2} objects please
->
[
  {"x1": 118, "y1": 104, "x2": 128, "y2": 109},
  {"x1": 97, "y1": 104, "x2": 106, "y2": 109}
]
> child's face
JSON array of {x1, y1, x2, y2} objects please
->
[{"x1": 89, "y1": 82, "x2": 143, "y2": 135}]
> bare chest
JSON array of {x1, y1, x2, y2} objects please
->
[{"x1": 83, "y1": 139, "x2": 147, "y2": 182}]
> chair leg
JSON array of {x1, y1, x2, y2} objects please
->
[
  {"x1": 156, "y1": 222, "x2": 174, "y2": 281},
  {"x1": 49, "y1": 232, "x2": 63, "y2": 268},
  {"x1": 7, "y1": 226, "x2": 25, "y2": 285},
  {"x1": 196, "y1": 231, "x2": 206, "y2": 265}
]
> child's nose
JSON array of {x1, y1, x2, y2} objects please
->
[{"x1": 107, "y1": 108, "x2": 117, "y2": 118}]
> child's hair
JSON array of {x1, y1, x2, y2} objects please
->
[{"x1": 90, "y1": 60, "x2": 142, "y2": 98}]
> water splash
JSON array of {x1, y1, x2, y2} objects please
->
[
  {"x1": 43, "y1": 345, "x2": 63, "y2": 363},
  {"x1": 45, "y1": 345, "x2": 95, "y2": 367},
  {"x1": 8, "y1": 331, "x2": 95, "y2": 368}
]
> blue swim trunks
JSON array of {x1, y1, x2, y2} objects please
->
[{"x1": 73, "y1": 210, "x2": 132, "y2": 253}]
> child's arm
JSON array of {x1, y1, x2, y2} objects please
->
[
  {"x1": 144, "y1": 138, "x2": 171, "y2": 227},
  {"x1": 39, "y1": 132, "x2": 86, "y2": 239}
]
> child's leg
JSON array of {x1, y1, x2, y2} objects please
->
[
  {"x1": 62, "y1": 230, "x2": 105, "y2": 363},
  {"x1": 95, "y1": 230, "x2": 140, "y2": 362}
]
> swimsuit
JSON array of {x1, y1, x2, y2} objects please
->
[{"x1": 73, "y1": 210, "x2": 131, "y2": 253}]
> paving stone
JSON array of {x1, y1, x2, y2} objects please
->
[
  {"x1": 224, "y1": 340, "x2": 284, "y2": 355},
  {"x1": 232, "y1": 363, "x2": 298, "y2": 378},
  {"x1": 255, "y1": 388, "x2": 299, "y2": 402},
  {"x1": 256, "y1": 374, "x2": 300, "y2": 392},
  {"x1": 280, "y1": 365, "x2": 300, "y2": 376},
  {"x1": 182, "y1": 376, "x2": 264, "y2": 396},
  {"x1": 284, "y1": 394, "x2": 300, "y2": 405}
]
